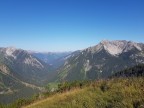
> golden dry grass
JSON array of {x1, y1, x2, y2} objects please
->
[{"x1": 24, "y1": 78, "x2": 144, "y2": 108}]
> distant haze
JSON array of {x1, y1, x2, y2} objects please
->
[{"x1": 0, "y1": 0, "x2": 144, "y2": 51}]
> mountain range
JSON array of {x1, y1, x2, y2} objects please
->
[
  {"x1": 0, "y1": 47, "x2": 53, "y2": 86},
  {"x1": 0, "y1": 47, "x2": 72, "y2": 103},
  {"x1": 0, "y1": 40, "x2": 144, "y2": 104},
  {"x1": 0, "y1": 47, "x2": 50, "y2": 103},
  {"x1": 56, "y1": 40, "x2": 144, "y2": 81},
  {"x1": 29, "y1": 51, "x2": 71, "y2": 69}
]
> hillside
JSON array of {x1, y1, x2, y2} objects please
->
[
  {"x1": 0, "y1": 47, "x2": 53, "y2": 104},
  {"x1": 24, "y1": 77, "x2": 144, "y2": 108},
  {"x1": 0, "y1": 71, "x2": 41, "y2": 104},
  {"x1": 56, "y1": 40, "x2": 144, "y2": 81},
  {"x1": 0, "y1": 63, "x2": 144, "y2": 107},
  {"x1": 0, "y1": 47, "x2": 53, "y2": 86}
]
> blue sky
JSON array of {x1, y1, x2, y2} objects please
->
[{"x1": 0, "y1": 0, "x2": 144, "y2": 51}]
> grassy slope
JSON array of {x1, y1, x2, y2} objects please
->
[
  {"x1": 25, "y1": 77, "x2": 144, "y2": 108},
  {"x1": 0, "y1": 72, "x2": 40, "y2": 104}
]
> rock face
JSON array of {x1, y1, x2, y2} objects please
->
[
  {"x1": 4, "y1": 47, "x2": 17, "y2": 59},
  {"x1": 87, "y1": 40, "x2": 143, "y2": 55},
  {"x1": 0, "y1": 64, "x2": 10, "y2": 74},
  {"x1": 56, "y1": 40, "x2": 144, "y2": 81}
]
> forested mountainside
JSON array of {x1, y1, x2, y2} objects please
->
[{"x1": 111, "y1": 64, "x2": 144, "y2": 78}]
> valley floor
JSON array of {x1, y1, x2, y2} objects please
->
[{"x1": 24, "y1": 77, "x2": 144, "y2": 108}]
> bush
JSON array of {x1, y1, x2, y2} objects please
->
[{"x1": 100, "y1": 82, "x2": 109, "y2": 92}]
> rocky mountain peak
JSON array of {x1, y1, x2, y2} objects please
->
[
  {"x1": 57, "y1": 40, "x2": 144, "y2": 81},
  {"x1": 3, "y1": 47, "x2": 17, "y2": 59},
  {"x1": 100, "y1": 40, "x2": 128, "y2": 55},
  {"x1": 5, "y1": 46, "x2": 16, "y2": 52},
  {"x1": 99, "y1": 40, "x2": 142, "y2": 55},
  {"x1": 87, "y1": 40, "x2": 142, "y2": 56}
]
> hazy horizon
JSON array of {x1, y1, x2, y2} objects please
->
[
  {"x1": 0, "y1": 0, "x2": 144, "y2": 52},
  {"x1": 0, "y1": 39, "x2": 144, "y2": 52}
]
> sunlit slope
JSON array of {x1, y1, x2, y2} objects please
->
[
  {"x1": 25, "y1": 78, "x2": 144, "y2": 108},
  {"x1": 56, "y1": 40, "x2": 144, "y2": 81}
]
